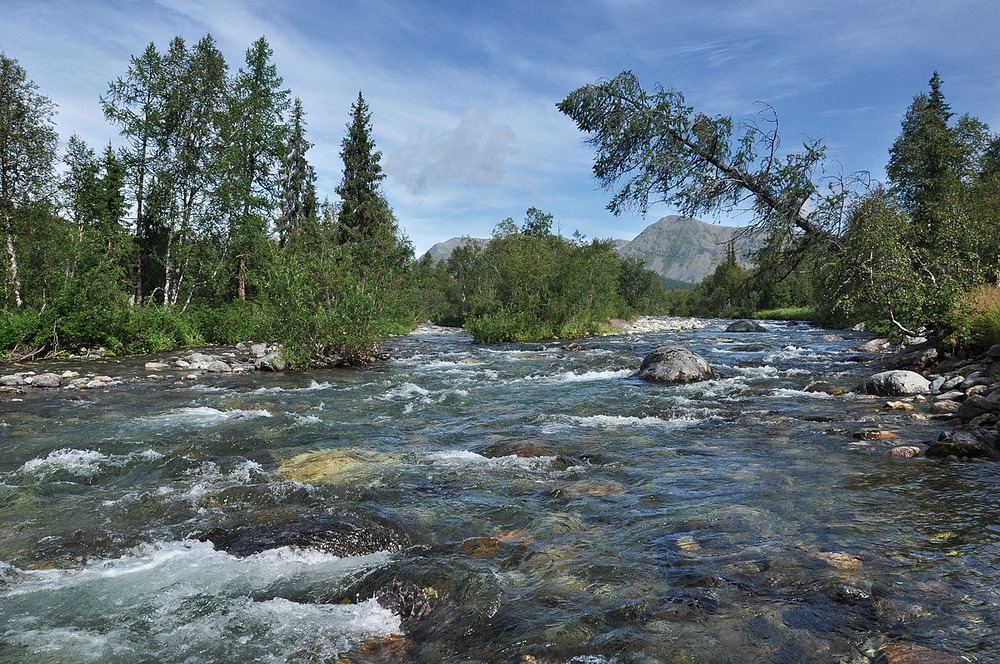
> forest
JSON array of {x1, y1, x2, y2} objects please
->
[{"x1": 2, "y1": 36, "x2": 1000, "y2": 365}]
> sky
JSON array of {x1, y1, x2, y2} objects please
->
[{"x1": 3, "y1": 0, "x2": 999, "y2": 255}]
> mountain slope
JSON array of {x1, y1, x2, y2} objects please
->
[
  {"x1": 423, "y1": 215, "x2": 760, "y2": 284},
  {"x1": 618, "y1": 215, "x2": 761, "y2": 283}
]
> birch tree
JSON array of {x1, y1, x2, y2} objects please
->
[{"x1": 0, "y1": 53, "x2": 59, "y2": 308}]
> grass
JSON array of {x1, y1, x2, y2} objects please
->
[{"x1": 752, "y1": 306, "x2": 816, "y2": 321}]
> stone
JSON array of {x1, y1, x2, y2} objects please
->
[
  {"x1": 28, "y1": 373, "x2": 61, "y2": 388},
  {"x1": 956, "y1": 394, "x2": 1000, "y2": 422},
  {"x1": 889, "y1": 446, "x2": 922, "y2": 459},
  {"x1": 986, "y1": 344, "x2": 1000, "y2": 360},
  {"x1": 930, "y1": 400, "x2": 961, "y2": 415},
  {"x1": 199, "y1": 514, "x2": 407, "y2": 558},
  {"x1": 255, "y1": 351, "x2": 287, "y2": 372},
  {"x1": 817, "y1": 551, "x2": 862, "y2": 570},
  {"x1": 858, "y1": 338, "x2": 891, "y2": 353},
  {"x1": 926, "y1": 429, "x2": 1000, "y2": 461},
  {"x1": 636, "y1": 345, "x2": 716, "y2": 385},
  {"x1": 875, "y1": 642, "x2": 963, "y2": 664},
  {"x1": 187, "y1": 352, "x2": 215, "y2": 367},
  {"x1": 885, "y1": 401, "x2": 914, "y2": 411},
  {"x1": 726, "y1": 319, "x2": 767, "y2": 333},
  {"x1": 940, "y1": 375, "x2": 965, "y2": 391},
  {"x1": 932, "y1": 390, "x2": 965, "y2": 402},
  {"x1": 144, "y1": 361, "x2": 170, "y2": 371},
  {"x1": 205, "y1": 360, "x2": 232, "y2": 373},
  {"x1": 0, "y1": 374, "x2": 26, "y2": 386},
  {"x1": 250, "y1": 342, "x2": 268, "y2": 357},
  {"x1": 859, "y1": 370, "x2": 930, "y2": 397}
]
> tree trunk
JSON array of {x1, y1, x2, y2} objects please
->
[
  {"x1": 2, "y1": 212, "x2": 23, "y2": 307},
  {"x1": 238, "y1": 255, "x2": 247, "y2": 301}
]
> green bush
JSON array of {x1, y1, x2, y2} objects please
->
[{"x1": 942, "y1": 285, "x2": 1000, "y2": 351}]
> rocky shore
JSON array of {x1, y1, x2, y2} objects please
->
[{"x1": 0, "y1": 342, "x2": 286, "y2": 394}]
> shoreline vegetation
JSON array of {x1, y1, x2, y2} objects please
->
[{"x1": 2, "y1": 40, "x2": 1000, "y2": 372}]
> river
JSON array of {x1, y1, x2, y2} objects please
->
[{"x1": 1, "y1": 320, "x2": 997, "y2": 662}]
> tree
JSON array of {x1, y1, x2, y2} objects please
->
[
  {"x1": 159, "y1": 34, "x2": 228, "y2": 307},
  {"x1": 558, "y1": 71, "x2": 840, "y2": 253},
  {"x1": 277, "y1": 97, "x2": 317, "y2": 248},
  {"x1": 102, "y1": 41, "x2": 167, "y2": 305},
  {"x1": 886, "y1": 72, "x2": 964, "y2": 245},
  {"x1": 0, "y1": 53, "x2": 59, "y2": 308},
  {"x1": 336, "y1": 91, "x2": 388, "y2": 245},
  {"x1": 217, "y1": 36, "x2": 290, "y2": 301},
  {"x1": 334, "y1": 91, "x2": 412, "y2": 300}
]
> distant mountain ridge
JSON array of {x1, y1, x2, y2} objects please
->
[{"x1": 423, "y1": 215, "x2": 761, "y2": 284}]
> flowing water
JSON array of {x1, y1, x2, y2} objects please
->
[{"x1": 1, "y1": 321, "x2": 998, "y2": 663}]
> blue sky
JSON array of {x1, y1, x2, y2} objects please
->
[{"x1": 3, "y1": 0, "x2": 998, "y2": 255}]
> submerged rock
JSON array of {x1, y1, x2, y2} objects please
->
[
  {"x1": 636, "y1": 345, "x2": 716, "y2": 385},
  {"x1": 859, "y1": 370, "x2": 930, "y2": 396},
  {"x1": 278, "y1": 448, "x2": 398, "y2": 484},
  {"x1": 200, "y1": 513, "x2": 407, "y2": 558},
  {"x1": 875, "y1": 643, "x2": 963, "y2": 664}
]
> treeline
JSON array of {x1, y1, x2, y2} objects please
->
[
  {"x1": 0, "y1": 38, "x2": 673, "y2": 362},
  {"x1": 0, "y1": 36, "x2": 416, "y2": 363},
  {"x1": 408, "y1": 208, "x2": 670, "y2": 342},
  {"x1": 561, "y1": 71, "x2": 1000, "y2": 349}
]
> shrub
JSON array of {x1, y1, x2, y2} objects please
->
[{"x1": 942, "y1": 285, "x2": 1000, "y2": 351}]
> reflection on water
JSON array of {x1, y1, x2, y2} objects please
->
[{"x1": 1, "y1": 321, "x2": 997, "y2": 662}]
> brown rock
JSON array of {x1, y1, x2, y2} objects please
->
[
  {"x1": 930, "y1": 400, "x2": 961, "y2": 415},
  {"x1": 889, "y1": 446, "x2": 922, "y2": 459},
  {"x1": 875, "y1": 642, "x2": 963, "y2": 663},
  {"x1": 885, "y1": 401, "x2": 914, "y2": 411},
  {"x1": 854, "y1": 430, "x2": 900, "y2": 441},
  {"x1": 817, "y1": 551, "x2": 862, "y2": 570}
]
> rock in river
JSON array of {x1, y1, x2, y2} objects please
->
[
  {"x1": 726, "y1": 319, "x2": 767, "y2": 333},
  {"x1": 636, "y1": 345, "x2": 716, "y2": 385},
  {"x1": 200, "y1": 513, "x2": 408, "y2": 558},
  {"x1": 859, "y1": 370, "x2": 930, "y2": 396}
]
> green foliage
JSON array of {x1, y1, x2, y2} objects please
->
[
  {"x1": 413, "y1": 210, "x2": 668, "y2": 342},
  {"x1": 941, "y1": 286, "x2": 1000, "y2": 351},
  {"x1": 753, "y1": 307, "x2": 815, "y2": 321},
  {"x1": 558, "y1": 71, "x2": 838, "y2": 251}
]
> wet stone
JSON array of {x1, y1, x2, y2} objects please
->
[{"x1": 199, "y1": 513, "x2": 408, "y2": 558}]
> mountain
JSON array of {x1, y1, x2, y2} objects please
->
[
  {"x1": 423, "y1": 215, "x2": 761, "y2": 284},
  {"x1": 617, "y1": 215, "x2": 761, "y2": 284},
  {"x1": 425, "y1": 236, "x2": 488, "y2": 263}
]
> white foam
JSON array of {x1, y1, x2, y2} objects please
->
[
  {"x1": 0, "y1": 540, "x2": 400, "y2": 661},
  {"x1": 542, "y1": 414, "x2": 702, "y2": 433},
  {"x1": 20, "y1": 448, "x2": 164, "y2": 479},
  {"x1": 423, "y1": 450, "x2": 558, "y2": 472},
  {"x1": 252, "y1": 380, "x2": 335, "y2": 394},
  {"x1": 143, "y1": 406, "x2": 273, "y2": 428}
]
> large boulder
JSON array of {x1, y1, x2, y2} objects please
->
[
  {"x1": 726, "y1": 319, "x2": 766, "y2": 333},
  {"x1": 859, "y1": 370, "x2": 930, "y2": 396},
  {"x1": 636, "y1": 345, "x2": 716, "y2": 385}
]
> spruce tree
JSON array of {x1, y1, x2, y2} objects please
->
[
  {"x1": 886, "y1": 72, "x2": 963, "y2": 244},
  {"x1": 335, "y1": 91, "x2": 388, "y2": 246}
]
